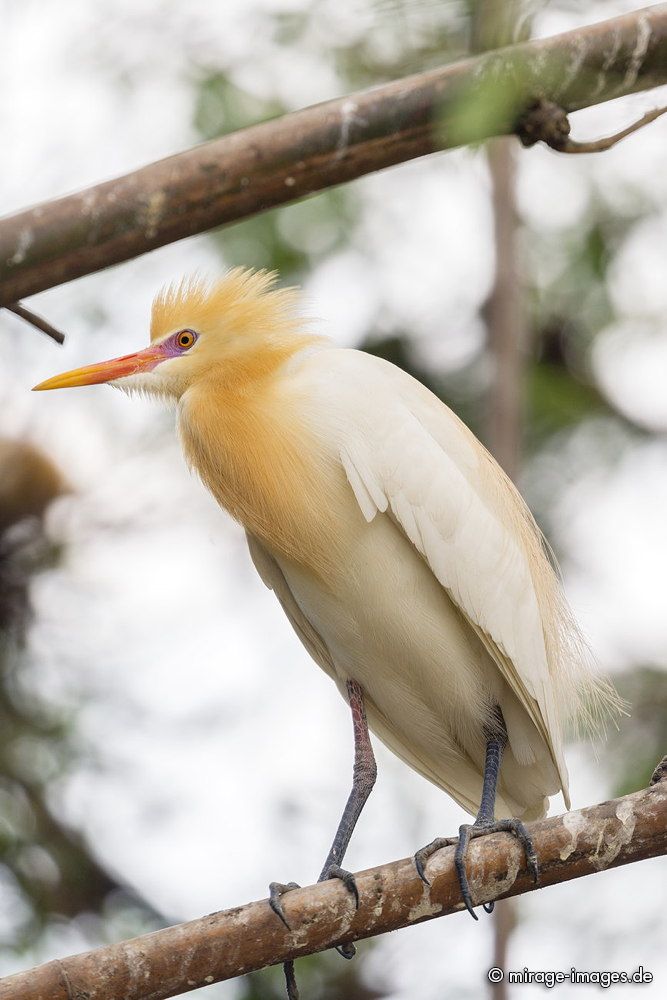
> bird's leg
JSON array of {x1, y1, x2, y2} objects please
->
[
  {"x1": 317, "y1": 679, "x2": 377, "y2": 888},
  {"x1": 414, "y1": 707, "x2": 539, "y2": 919},
  {"x1": 270, "y1": 678, "x2": 377, "y2": 987},
  {"x1": 316, "y1": 678, "x2": 377, "y2": 959},
  {"x1": 269, "y1": 680, "x2": 376, "y2": 924}
]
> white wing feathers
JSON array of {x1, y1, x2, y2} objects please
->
[
  {"x1": 337, "y1": 367, "x2": 571, "y2": 805},
  {"x1": 248, "y1": 348, "x2": 618, "y2": 816}
]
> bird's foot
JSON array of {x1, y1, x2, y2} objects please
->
[
  {"x1": 269, "y1": 881, "x2": 301, "y2": 930},
  {"x1": 318, "y1": 863, "x2": 359, "y2": 959},
  {"x1": 269, "y1": 867, "x2": 358, "y2": 960},
  {"x1": 269, "y1": 883, "x2": 303, "y2": 1000},
  {"x1": 414, "y1": 818, "x2": 539, "y2": 919}
]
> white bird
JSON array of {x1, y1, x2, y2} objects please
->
[{"x1": 34, "y1": 270, "x2": 620, "y2": 987}]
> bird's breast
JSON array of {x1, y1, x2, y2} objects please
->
[{"x1": 177, "y1": 379, "x2": 360, "y2": 577}]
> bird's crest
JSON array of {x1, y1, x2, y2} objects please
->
[{"x1": 150, "y1": 269, "x2": 305, "y2": 344}]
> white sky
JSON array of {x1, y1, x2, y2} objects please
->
[{"x1": 2, "y1": 1, "x2": 666, "y2": 997}]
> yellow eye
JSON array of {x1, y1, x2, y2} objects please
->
[{"x1": 176, "y1": 329, "x2": 196, "y2": 350}]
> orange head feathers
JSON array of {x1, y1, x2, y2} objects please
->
[
  {"x1": 32, "y1": 269, "x2": 332, "y2": 568},
  {"x1": 33, "y1": 269, "x2": 319, "y2": 398},
  {"x1": 150, "y1": 269, "x2": 304, "y2": 345}
]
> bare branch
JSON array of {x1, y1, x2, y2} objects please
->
[
  {"x1": 517, "y1": 99, "x2": 667, "y2": 153},
  {"x1": 0, "y1": 781, "x2": 664, "y2": 1000},
  {"x1": 3, "y1": 303, "x2": 66, "y2": 344},
  {"x1": 2, "y1": 4, "x2": 667, "y2": 305}
]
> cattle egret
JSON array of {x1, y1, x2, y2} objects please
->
[{"x1": 34, "y1": 270, "x2": 620, "y2": 985}]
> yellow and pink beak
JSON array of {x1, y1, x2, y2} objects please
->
[{"x1": 33, "y1": 343, "x2": 167, "y2": 391}]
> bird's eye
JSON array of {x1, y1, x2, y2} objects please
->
[{"x1": 176, "y1": 329, "x2": 197, "y2": 351}]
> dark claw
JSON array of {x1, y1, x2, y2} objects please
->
[
  {"x1": 414, "y1": 853, "x2": 429, "y2": 886},
  {"x1": 528, "y1": 850, "x2": 539, "y2": 884},
  {"x1": 454, "y1": 824, "x2": 478, "y2": 919},
  {"x1": 321, "y1": 863, "x2": 360, "y2": 909},
  {"x1": 269, "y1": 881, "x2": 301, "y2": 930},
  {"x1": 413, "y1": 836, "x2": 453, "y2": 886},
  {"x1": 337, "y1": 942, "x2": 357, "y2": 960}
]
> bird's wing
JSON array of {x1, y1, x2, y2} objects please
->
[
  {"x1": 332, "y1": 353, "x2": 571, "y2": 804},
  {"x1": 245, "y1": 530, "x2": 337, "y2": 679}
]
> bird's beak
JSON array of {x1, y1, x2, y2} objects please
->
[{"x1": 32, "y1": 345, "x2": 164, "y2": 391}]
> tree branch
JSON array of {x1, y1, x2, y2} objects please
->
[
  {"x1": 1, "y1": 778, "x2": 664, "y2": 1000},
  {"x1": 2, "y1": 4, "x2": 667, "y2": 305}
]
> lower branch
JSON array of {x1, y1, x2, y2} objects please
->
[{"x1": 1, "y1": 777, "x2": 664, "y2": 1000}]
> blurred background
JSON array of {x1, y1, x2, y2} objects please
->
[{"x1": 1, "y1": 0, "x2": 666, "y2": 997}]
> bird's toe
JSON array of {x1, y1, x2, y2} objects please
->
[
  {"x1": 320, "y1": 863, "x2": 360, "y2": 909},
  {"x1": 487, "y1": 817, "x2": 540, "y2": 884},
  {"x1": 318, "y1": 864, "x2": 359, "y2": 959},
  {"x1": 413, "y1": 836, "x2": 455, "y2": 886},
  {"x1": 268, "y1": 880, "x2": 301, "y2": 930},
  {"x1": 453, "y1": 823, "x2": 479, "y2": 919}
]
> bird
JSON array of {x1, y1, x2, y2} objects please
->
[{"x1": 34, "y1": 269, "x2": 621, "y2": 994}]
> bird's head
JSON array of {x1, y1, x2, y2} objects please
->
[{"x1": 33, "y1": 269, "x2": 311, "y2": 400}]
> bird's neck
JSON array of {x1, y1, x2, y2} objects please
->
[{"x1": 178, "y1": 355, "x2": 341, "y2": 576}]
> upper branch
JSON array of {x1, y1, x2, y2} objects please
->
[
  {"x1": 1, "y1": 4, "x2": 667, "y2": 305},
  {"x1": 1, "y1": 779, "x2": 664, "y2": 1000}
]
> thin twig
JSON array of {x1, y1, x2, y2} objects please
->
[
  {"x1": 5, "y1": 302, "x2": 65, "y2": 344},
  {"x1": 518, "y1": 100, "x2": 667, "y2": 153}
]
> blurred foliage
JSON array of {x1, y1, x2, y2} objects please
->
[
  {"x1": 273, "y1": 0, "x2": 469, "y2": 88},
  {"x1": 522, "y1": 201, "x2": 656, "y2": 456},
  {"x1": 194, "y1": 75, "x2": 286, "y2": 139},
  {"x1": 193, "y1": 71, "x2": 357, "y2": 278},
  {"x1": 210, "y1": 189, "x2": 355, "y2": 279},
  {"x1": 238, "y1": 945, "x2": 386, "y2": 1000},
  {"x1": 365, "y1": 203, "x2": 653, "y2": 457},
  {"x1": 606, "y1": 667, "x2": 667, "y2": 798},
  {"x1": 0, "y1": 440, "x2": 162, "y2": 951}
]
